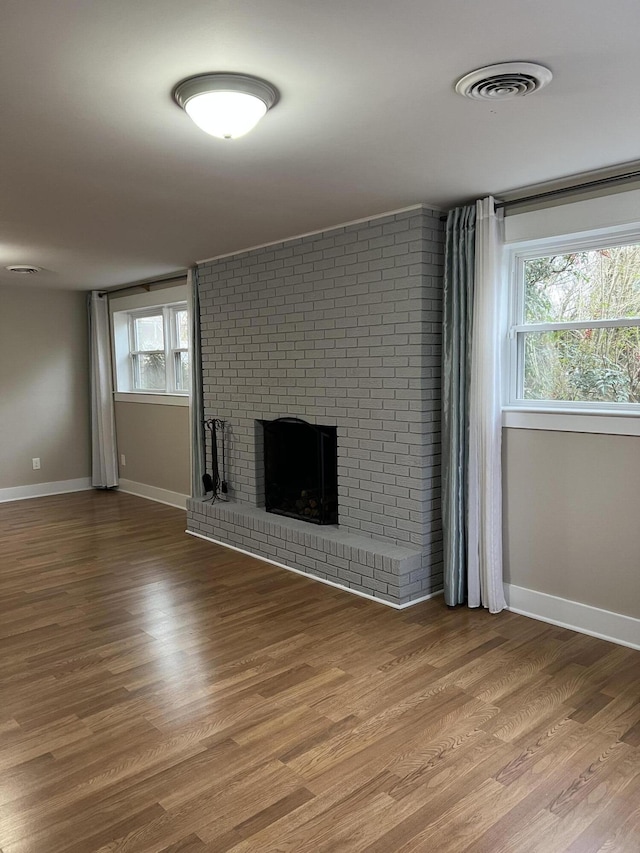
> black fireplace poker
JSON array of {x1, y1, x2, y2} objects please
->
[{"x1": 203, "y1": 418, "x2": 227, "y2": 501}]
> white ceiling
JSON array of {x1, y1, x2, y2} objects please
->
[{"x1": 2, "y1": 0, "x2": 640, "y2": 290}]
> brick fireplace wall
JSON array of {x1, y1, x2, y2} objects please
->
[{"x1": 187, "y1": 205, "x2": 444, "y2": 605}]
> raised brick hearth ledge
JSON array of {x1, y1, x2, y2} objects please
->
[{"x1": 187, "y1": 497, "x2": 426, "y2": 606}]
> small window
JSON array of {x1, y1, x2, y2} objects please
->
[
  {"x1": 114, "y1": 302, "x2": 190, "y2": 395},
  {"x1": 509, "y1": 241, "x2": 640, "y2": 409}
]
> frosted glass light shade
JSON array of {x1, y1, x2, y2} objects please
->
[
  {"x1": 173, "y1": 73, "x2": 279, "y2": 140},
  {"x1": 185, "y1": 91, "x2": 267, "y2": 139}
]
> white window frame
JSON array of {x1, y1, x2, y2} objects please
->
[
  {"x1": 169, "y1": 306, "x2": 189, "y2": 393},
  {"x1": 129, "y1": 307, "x2": 166, "y2": 392},
  {"x1": 504, "y1": 227, "x2": 640, "y2": 434},
  {"x1": 113, "y1": 300, "x2": 189, "y2": 400}
]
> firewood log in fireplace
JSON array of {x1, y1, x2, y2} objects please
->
[{"x1": 295, "y1": 490, "x2": 320, "y2": 519}]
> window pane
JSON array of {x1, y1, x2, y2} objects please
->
[
  {"x1": 523, "y1": 327, "x2": 640, "y2": 403},
  {"x1": 134, "y1": 352, "x2": 166, "y2": 390},
  {"x1": 175, "y1": 351, "x2": 190, "y2": 391},
  {"x1": 175, "y1": 310, "x2": 189, "y2": 349},
  {"x1": 134, "y1": 314, "x2": 164, "y2": 351},
  {"x1": 524, "y1": 245, "x2": 640, "y2": 323}
]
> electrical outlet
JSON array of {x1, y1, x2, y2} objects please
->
[
  {"x1": 120, "y1": 454, "x2": 126, "y2": 467},
  {"x1": 32, "y1": 457, "x2": 41, "y2": 470}
]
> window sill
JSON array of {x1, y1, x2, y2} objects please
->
[
  {"x1": 114, "y1": 392, "x2": 189, "y2": 407},
  {"x1": 502, "y1": 408, "x2": 640, "y2": 436}
]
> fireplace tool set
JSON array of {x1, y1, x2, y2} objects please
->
[{"x1": 203, "y1": 418, "x2": 227, "y2": 501}]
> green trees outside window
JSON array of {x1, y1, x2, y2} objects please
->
[{"x1": 521, "y1": 245, "x2": 640, "y2": 404}]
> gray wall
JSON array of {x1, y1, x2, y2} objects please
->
[
  {"x1": 109, "y1": 280, "x2": 190, "y2": 501},
  {"x1": 504, "y1": 193, "x2": 640, "y2": 623},
  {"x1": 115, "y1": 401, "x2": 190, "y2": 495},
  {"x1": 192, "y1": 207, "x2": 445, "y2": 602},
  {"x1": 503, "y1": 428, "x2": 640, "y2": 619},
  {"x1": 0, "y1": 286, "x2": 90, "y2": 488}
]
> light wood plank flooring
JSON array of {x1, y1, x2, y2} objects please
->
[{"x1": 0, "y1": 490, "x2": 639, "y2": 852}]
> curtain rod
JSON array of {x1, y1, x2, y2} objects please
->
[
  {"x1": 440, "y1": 168, "x2": 640, "y2": 221},
  {"x1": 103, "y1": 272, "x2": 187, "y2": 297}
]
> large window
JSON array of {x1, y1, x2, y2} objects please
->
[
  {"x1": 509, "y1": 239, "x2": 640, "y2": 410},
  {"x1": 114, "y1": 302, "x2": 189, "y2": 395}
]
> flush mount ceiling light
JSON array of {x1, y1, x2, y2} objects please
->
[
  {"x1": 173, "y1": 73, "x2": 279, "y2": 139},
  {"x1": 455, "y1": 62, "x2": 552, "y2": 100},
  {"x1": 5, "y1": 264, "x2": 41, "y2": 274}
]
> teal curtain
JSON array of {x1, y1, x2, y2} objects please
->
[
  {"x1": 189, "y1": 267, "x2": 206, "y2": 498},
  {"x1": 442, "y1": 205, "x2": 476, "y2": 606}
]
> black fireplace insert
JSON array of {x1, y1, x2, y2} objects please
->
[{"x1": 260, "y1": 418, "x2": 338, "y2": 525}]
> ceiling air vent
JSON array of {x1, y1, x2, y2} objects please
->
[
  {"x1": 455, "y1": 62, "x2": 552, "y2": 100},
  {"x1": 5, "y1": 264, "x2": 41, "y2": 274}
]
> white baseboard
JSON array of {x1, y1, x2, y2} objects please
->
[
  {"x1": 0, "y1": 478, "x2": 92, "y2": 504},
  {"x1": 186, "y1": 529, "x2": 443, "y2": 610},
  {"x1": 504, "y1": 583, "x2": 640, "y2": 650},
  {"x1": 118, "y1": 479, "x2": 188, "y2": 510}
]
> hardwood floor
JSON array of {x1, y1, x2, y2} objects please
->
[{"x1": 0, "y1": 490, "x2": 639, "y2": 852}]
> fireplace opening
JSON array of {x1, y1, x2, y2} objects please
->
[{"x1": 260, "y1": 418, "x2": 338, "y2": 525}]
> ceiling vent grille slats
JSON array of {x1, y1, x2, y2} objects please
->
[
  {"x1": 455, "y1": 62, "x2": 552, "y2": 100},
  {"x1": 5, "y1": 265, "x2": 41, "y2": 274}
]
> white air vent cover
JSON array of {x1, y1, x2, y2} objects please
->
[
  {"x1": 455, "y1": 62, "x2": 552, "y2": 100},
  {"x1": 5, "y1": 265, "x2": 41, "y2": 274}
]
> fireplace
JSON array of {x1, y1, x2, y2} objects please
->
[
  {"x1": 260, "y1": 418, "x2": 338, "y2": 525},
  {"x1": 187, "y1": 207, "x2": 444, "y2": 605}
]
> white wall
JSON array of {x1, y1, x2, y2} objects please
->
[{"x1": 505, "y1": 186, "x2": 640, "y2": 244}]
